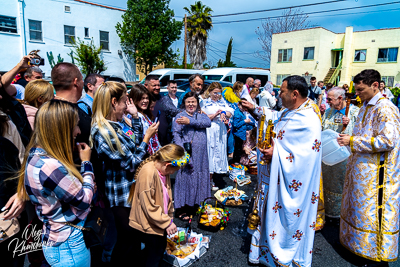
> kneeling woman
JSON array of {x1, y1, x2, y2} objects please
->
[
  {"x1": 129, "y1": 144, "x2": 188, "y2": 266},
  {"x1": 19, "y1": 100, "x2": 95, "y2": 267}
]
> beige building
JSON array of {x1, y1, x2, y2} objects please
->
[{"x1": 270, "y1": 26, "x2": 400, "y2": 87}]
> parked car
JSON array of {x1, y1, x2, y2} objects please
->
[
  {"x1": 174, "y1": 79, "x2": 234, "y2": 92},
  {"x1": 141, "y1": 69, "x2": 205, "y2": 86},
  {"x1": 202, "y1": 67, "x2": 271, "y2": 85}
]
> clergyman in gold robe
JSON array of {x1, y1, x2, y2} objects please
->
[{"x1": 338, "y1": 69, "x2": 400, "y2": 266}]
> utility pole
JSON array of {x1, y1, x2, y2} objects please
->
[{"x1": 183, "y1": 14, "x2": 187, "y2": 69}]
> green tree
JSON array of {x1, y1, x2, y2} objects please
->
[
  {"x1": 217, "y1": 37, "x2": 237, "y2": 67},
  {"x1": 116, "y1": 0, "x2": 183, "y2": 75},
  {"x1": 184, "y1": 1, "x2": 213, "y2": 69},
  {"x1": 70, "y1": 38, "x2": 106, "y2": 76}
]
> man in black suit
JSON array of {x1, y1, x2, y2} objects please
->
[{"x1": 152, "y1": 80, "x2": 180, "y2": 146}]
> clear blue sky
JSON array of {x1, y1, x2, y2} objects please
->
[{"x1": 88, "y1": 0, "x2": 400, "y2": 68}]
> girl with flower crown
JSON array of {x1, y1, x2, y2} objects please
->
[{"x1": 128, "y1": 144, "x2": 188, "y2": 266}]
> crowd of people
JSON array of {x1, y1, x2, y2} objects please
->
[{"x1": 0, "y1": 54, "x2": 399, "y2": 267}]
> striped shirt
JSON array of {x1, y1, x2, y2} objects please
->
[{"x1": 25, "y1": 147, "x2": 95, "y2": 246}]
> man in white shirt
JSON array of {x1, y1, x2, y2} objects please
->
[{"x1": 168, "y1": 80, "x2": 178, "y2": 107}]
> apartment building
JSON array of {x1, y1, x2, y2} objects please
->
[{"x1": 270, "y1": 26, "x2": 400, "y2": 87}]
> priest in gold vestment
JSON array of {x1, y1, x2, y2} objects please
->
[{"x1": 338, "y1": 69, "x2": 400, "y2": 265}]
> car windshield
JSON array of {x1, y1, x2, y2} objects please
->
[{"x1": 204, "y1": 75, "x2": 223, "y2": 81}]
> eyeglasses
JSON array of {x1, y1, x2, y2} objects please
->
[
  {"x1": 212, "y1": 92, "x2": 222, "y2": 96},
  {"x1": 326, "y1": 98, "x2": 336, "y2": 101}
]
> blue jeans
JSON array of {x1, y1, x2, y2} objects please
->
[{"x1": 43, "y1": 219, "x2": 90, "y2": 267}]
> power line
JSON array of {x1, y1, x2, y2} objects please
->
[
  {"x1": 213, "y1": 1, "x2": 400, "y2": 24},
  {"x1": 208, "y1": 38, "x2": 255, "y2": 55},
  {"x1": 212, "y1": 0, "x2": 347, "y2": 17},
  {"x1": 208, "y1": 47, "x2": 264, "y2": 65}
]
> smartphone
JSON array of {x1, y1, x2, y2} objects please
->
[{"x1": 154, "y1": 110, "x2": 161, "y2": 123}]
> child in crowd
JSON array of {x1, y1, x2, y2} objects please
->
[
  {"x1": 129, "y1": 144, "x2": 188, "y2": 266},
  {"x1": 232, "y1": 99, "x2": 256, "y2": 164}
]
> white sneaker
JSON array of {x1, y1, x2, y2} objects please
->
[{"x1": 211, "y1": 181, "x2": 219, "y2": 191}]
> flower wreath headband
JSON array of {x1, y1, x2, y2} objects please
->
[{"x1": 171, "y1": 151, "x2": 191, "y2": 167}]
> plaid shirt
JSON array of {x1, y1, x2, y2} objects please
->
[
  {"x1": 91, "y1": 119, "x2": 147, "y2": 208},
  {"x1": 25, "y1": 147, "x2": 95, "y2": 246}
]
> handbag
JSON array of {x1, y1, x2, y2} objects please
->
[
  {"x1": 0, "y1": 209, "x2": 20, "y2": 243},
  {"x1": 183, "y1": 116, "x2": 197, "y2": 155},
  {"x1": 66, "y1": 206, "x2": 109, "y2": 248}
]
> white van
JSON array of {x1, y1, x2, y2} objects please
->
[
  {"x1": 142, "y1": 68, "x2": 205, "y2": 87},
  {"x1": 202, "y1": 67, "x2": 271, "y2": 86}
]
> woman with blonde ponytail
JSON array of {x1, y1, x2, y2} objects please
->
[
  {"x1": 19, "y1": 99, "x2": 95, "y2": 267},
  {"x1": 129, "y1": 144, "x2": 188, "y2": 266},
  {"x1": 21, "y1": 79, "x2": 54, "y2": 129},
  {"x1": 90, "y1": 81, "x2": 158, "y2": 265}
]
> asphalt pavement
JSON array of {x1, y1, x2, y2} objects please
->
[{"x1": 166, "y1": 173, "x2": 400, "y2": 267}]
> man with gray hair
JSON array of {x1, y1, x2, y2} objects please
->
[
  {"x1": 13, "y1": 66, "x2": 43, "y2": 99},
  {"x1": 320, "y1": 86, "x2": 359, "y2": 223}
]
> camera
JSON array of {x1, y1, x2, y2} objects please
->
[{"x1": 30, "y1": 58, "x2": 45, "y2": 66}]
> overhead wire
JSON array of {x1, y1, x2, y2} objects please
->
[
  {"x1": 213, "y1": 1, "x2": 400, "y2": 24},
  {"x1": 212, "y1": 0, "x2": 348, "y2": 17}
]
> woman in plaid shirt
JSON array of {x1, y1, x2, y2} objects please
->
[
  {"x1": 17, "y1": 100, "x2": 95, "y2": 267},
  {"x1": 90, "y1": 82, "x2": 158, "y2": 265}
]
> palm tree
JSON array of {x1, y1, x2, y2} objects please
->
[{"x1": 184, "y1": 1, "x2": 213, "y2": 69}]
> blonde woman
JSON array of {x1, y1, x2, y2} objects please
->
[
  {"x1": 18, "y1": 100, "x2": 95, "y2": 267},
  {"x1": 249, "y1": 88, "x2": 259, "y2": 107},
  {"x1": 21, "y1": 79, "x2": 54, "y2": 129},
  {"x1": 200, "y1": 82, "x2": 234, "y2": 190},
  {"x1": 129, "y1": 144, "x2": 188, "y2": 266},
  {"x1": 90, "y1": 81, "x2": 158, "y2": 265}
]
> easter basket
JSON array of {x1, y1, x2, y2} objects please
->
[
  {"x1": 196, "y1": 197, "x2": 230, "y2": 232},
  {"x1": 214, "y1": 186, "x2": 248, "y2": 206},
  {"x1": 229, "y1": 164, "x2": 247, "y2": 182}
]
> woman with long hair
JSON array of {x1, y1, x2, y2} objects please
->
[
  {"x1": 90, "y1": 81, "x2": 158, "y2": 265},
  {"x1": 172, "y1": 92, "x2": 211, "y2": 220},
  {"x1": 18, "y1": 100, "x2": 95, "y2": 267},
  {"x1": 129, "y1": 84, "x2": 161, "y2": 155},
  {"x1": 129, "y1": 144, "x2": 188, "y2": 266},
  {"x1": 21, "y1": 79, "x2": 54, "y2": 129},
  {"x1": 200, "y1": 82, "x2": 234, "y2": 191}
]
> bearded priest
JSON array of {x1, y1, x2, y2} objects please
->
[
  {"x1": 244, "y1": 75, "x2": 322, "y2": 267},
  {"x1": 337, "y1": 69, "x2": 400, "y2": 266}
]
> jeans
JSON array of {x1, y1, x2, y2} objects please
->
[{"x1": 42, "y1": 219, "x2": 90, "y2": 267}]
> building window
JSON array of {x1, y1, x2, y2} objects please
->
[
  {"x1": 0, "y1": 15, "x2": 17, "y2": 33},
  {"x1": 377, "y1": 48, "x2": 398, "y2": 62},
  {"x1": 382, "y1": 76, "x2": 394, "y2": 87},
  {"x1": 100, "y1": 31, "x2": 109, "y2": 50},
  {"x1": 277, "y1": 74, "x2": 290, "y2": 85},
  {"x1": 303, "y1": 47, "x2": 314, "y2": 60},
  {"x1": 278, "y1": 49, "x2": 292, "y2": 63},
  {"x1": 29, "y1": 20, "x2": 42, "y2": 41},
  {"x1": 64, "y1": 25, "x2": 75, "y2": 44},
  {"x1": 354, "y1": 49, "x2": 366, "y2": 62},
  {"x1": 84, "y1": 27, "x2": 89, "y2": 38}
]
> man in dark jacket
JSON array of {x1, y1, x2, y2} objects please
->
[{"x1": 152, "y1": 80, "x2": 180, "y2": 146}]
